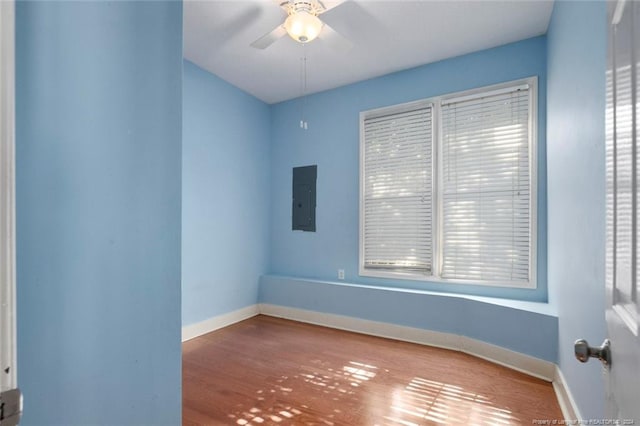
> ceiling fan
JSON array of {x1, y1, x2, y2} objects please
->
[{"x1": 250, "y1": 0, "x2": 352, "y2": 51}]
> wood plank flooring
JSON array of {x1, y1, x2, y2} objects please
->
[{"x1": 183, "y1": 315, "x2": 562, "y2": 425}]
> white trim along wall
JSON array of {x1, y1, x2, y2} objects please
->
[
  {"x1": 181, "y1": 305, "x2": 260, "y2": 342},
  {"x1": 0, "y1": 0, "x2": 17, "y2": 394}
]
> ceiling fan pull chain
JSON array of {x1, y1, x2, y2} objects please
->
[
  {"x1": 299, "y1": 55, "x2": 305, "y2": 129},
  {"x1": 299, "y1": 48, "x2": 309, "y2": 130}
]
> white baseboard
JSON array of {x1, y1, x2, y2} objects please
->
[
  {"x1": 182, "y1": 304, "x2": 259, "y2": 342},
  {"x1": 553, "y1": 366, "x2": 582, "y2": 421},
  {"x1": 258, "y1": 303, "x2": 556, "y2": 381}
]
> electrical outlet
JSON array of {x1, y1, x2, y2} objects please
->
[{"x1": 338, "y1": 269, "x2": 345, "y2": 280}]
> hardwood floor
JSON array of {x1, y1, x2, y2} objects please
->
[{"x1": 183, "y1": 315, "x2": 562, "y2": 425}]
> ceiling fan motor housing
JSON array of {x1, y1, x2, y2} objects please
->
[
  {"x1": 284, "y1": 0, "x2": 324, "y2": 43},
  {"x1": 286, "y1": 0, "x2": 322, "y2": 15}
]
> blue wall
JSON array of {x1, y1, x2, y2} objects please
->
[
  {"x1": 547, "y1": 0, "x2": 607, "y2": 419},
  {"x1": 182, "y1": 60, "x2": 270, "y2": 326},
  {"x1": 260, "y1": 275, "x2": 558, "y2": 362},
  {"x1": 270, "y1": 36, "x2": 548, "y2": 302},
  {"x1": 16, "y1": 2, "x2": 183, "y2": 424}
]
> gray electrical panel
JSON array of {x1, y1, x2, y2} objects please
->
[{"x1": 292, "y1": 165, "x2": 317, "y2": 232}]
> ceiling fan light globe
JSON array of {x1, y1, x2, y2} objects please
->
[{"x1": 284, "y1": 11, "x2": 323, "y2": 43}]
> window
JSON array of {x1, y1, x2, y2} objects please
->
[
  {"x1": 359, "y1": 78, "x2": 537, "y2": 288},
  {"x1": 361, "y1": 102, "x2": 433, "y2": 273}
]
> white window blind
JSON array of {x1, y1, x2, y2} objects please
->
[
  {"x1": 362, "y1": 106, "x2": 433, "y2": 272},
  {"x1": 440, "y1": 86, "x2": 531, "y2": 283},
  {"x1": 612, "y1": 62, "x2": 635, "y2": 308}
]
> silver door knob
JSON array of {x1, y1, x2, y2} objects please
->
[{"x1": 574, "y1": 338, "x2": 611, "y2": 367}]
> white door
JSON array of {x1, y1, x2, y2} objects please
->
[
  {"x1": 0, "y1": 0, "x2": 21, "y2": 424},
  {"x1": 605, "y1": 0, "x2": 640, "y2": 421}
]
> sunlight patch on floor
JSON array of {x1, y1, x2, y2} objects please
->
[
  {"x1": 225, "y1": 360, "x2": 520, "y2": 425},
  {"x1": 381, "y1": 377, "x2": 520, "y2": 425}
]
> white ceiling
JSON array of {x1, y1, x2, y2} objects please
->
[{"x1": 184, "y1": 0, "x2": 554, "y2": 104}]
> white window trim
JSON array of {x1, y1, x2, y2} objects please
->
[{"x1": 359, "y1": 77, "x2": 538, "y2": 289}]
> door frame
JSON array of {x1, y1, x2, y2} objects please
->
[{"x1": 0, "y1": 0, "x2": 17, "y2": 394}]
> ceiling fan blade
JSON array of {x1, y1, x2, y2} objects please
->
[
  {"x1": 319, "y1": 23, "x2": 353, "y2": 52},
  {"x1": 216, "y1": 5, "x2": 262, "y2": 43},
  {"x1": 318, "y1": 0, "x2": 348, "y2": 15},
  {"x1": 250, "y1": 25, "x2": 287, "y2": 49}
]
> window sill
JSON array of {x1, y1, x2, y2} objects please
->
[{"x1": 359, "y1": 267, "x2": 537, "y2": 290}]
